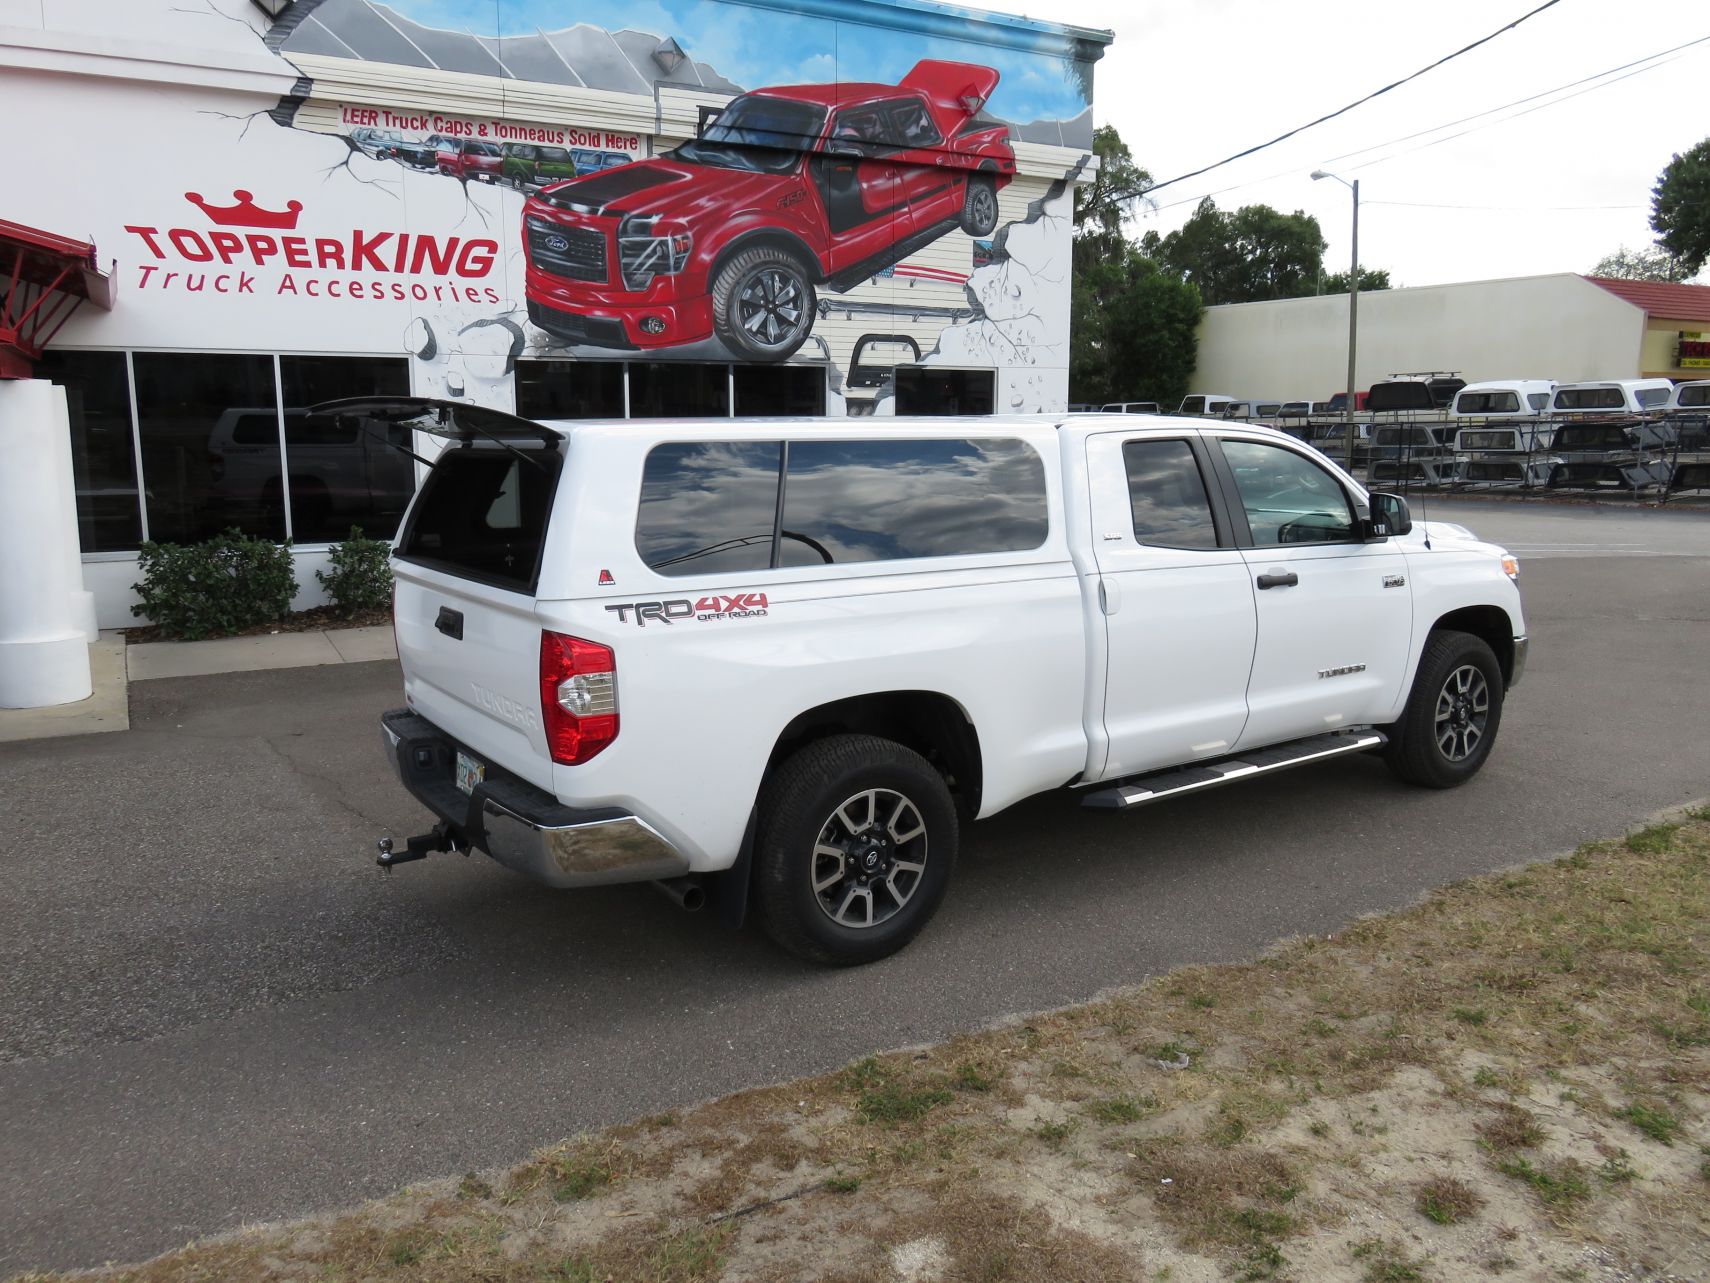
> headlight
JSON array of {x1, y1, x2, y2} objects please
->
[
  {"x1": 618, "y1": 215, "x2": 692, "y2": 289},
  {"x1": 1501, "y1": 554, "x2": 1520, "y2": 583}
]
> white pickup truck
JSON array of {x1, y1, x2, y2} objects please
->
[{"x1": 349, "y1": 399, "x2": 1527, "y2": 965}]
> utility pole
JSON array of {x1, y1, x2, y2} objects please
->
[{"x1": 1312, "y1": 170, "x2": 1360, "y2": 469}]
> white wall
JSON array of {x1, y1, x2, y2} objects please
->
[
  {"x1": 84, "y1": 547, "x2": 341, "y2": 631},
  {"x1": 1192, "y1": 274, "x2": 1647, "y2": 401}
]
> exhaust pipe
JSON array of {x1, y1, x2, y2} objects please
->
[{"x1": 651, "y1": 876, "x2": 706, "y2": 913}]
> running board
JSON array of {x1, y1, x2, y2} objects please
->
[{"x1": 1081, "y1": 731, "x2": 1387, "y2": 810}]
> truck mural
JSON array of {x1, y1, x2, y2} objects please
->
[{"x1": 520, "y1": 60, "x2": 1013, "y2": 361}]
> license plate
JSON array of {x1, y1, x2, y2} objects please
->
[{"x1": 455, "y1": 750, "x2": 485, "y2": 795}]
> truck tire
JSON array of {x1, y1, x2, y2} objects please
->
[
  {"x1": 754, "y1": 734, "x2": 958, "y2": 965},
  {"x1": 1382, "y1": 630, "x2": 1505, "y2": 789},
  {"x1": 959, "y1": 176, "x2": 998, "y2": 237},
  {"x1": 711, "y1": 246, "x2": 816, "y2": 363}
]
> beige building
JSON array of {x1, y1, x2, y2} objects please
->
[{"x1": 1192, "y1": 273, "x2": 1710, "y2": 401}]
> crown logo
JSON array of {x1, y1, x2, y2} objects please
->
[{"x1": 184, "y1": 189, "x2": 304, "y2": 230}]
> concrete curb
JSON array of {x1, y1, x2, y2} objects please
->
[{"x1": 126, "y1": 625, "x2": 398, "y2": 681}]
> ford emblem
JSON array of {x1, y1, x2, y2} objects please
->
[{"x1": 545, "y1": 234, "x2": 569, "y2": 252}]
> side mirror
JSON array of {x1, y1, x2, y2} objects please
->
[{"x1": 1367, "y1": 491, "x2": 1412, "y2": 540}]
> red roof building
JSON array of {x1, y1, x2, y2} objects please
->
[{"x1": 1584, "y1": 276, "x2": 1710, "y2": 378}]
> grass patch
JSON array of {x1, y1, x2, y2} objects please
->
[
  {"x1": 1352, "y1": 1238, "x2": 1428, "y2": 1282},
  {"x1": 1416, "y1": 1174, "x2": 1482, "y2": 1225},
  {"x1": 953, "y1": 1063, "x2": 994, "y2": 1092},
  {"x1": 1496, "y1": 1156, "x2": 1591, "y2": 1207},
  {"x1": 1616, "y1": 1100, "x2": 1680, "y2": 1146},
  {"x1": 824, "y1": 1175, "x2": 861, "y2": 1194},
  {"x1": 1626, "y1": 822, "x2": 1682, "y2": 854},
  {"x1": 856, "y1": 1081, "x2": 954, "y2": 1125},
  {"x1": 1477, "y1": 1104, "x2": 1544, "y2": 1152},
  {"x1": 1086, "y1": 1093, "x2": 1158, "y2": 1124}
]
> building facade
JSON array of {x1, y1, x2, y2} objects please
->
[
  {"x1": 1192, "y1": 273, "x2": 1710, "y2": 404},
  {"x1": 0, "y1": 0, "x2": 1108, "y2": 626}
]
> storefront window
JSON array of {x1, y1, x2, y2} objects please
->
[
  {"x1": 133, "y1": 353, "x2": 283, "y2": 544},
  {"x1": 628, "y1": 362, "x2": 731, "y2": 418},
  {"x1": 734, "y1": 365, "x2": 826, "y2": 416},
  {"x1": 515, "y1": 360, "x2": 625, "y2": 419},
  {"x1": 279, "y1": 355, "x2": 413, "y2": 543},
  {"x1": 34, "y1": 349, "x2": 143, "y2": 552},
  {"x1": 893, "y1": 367, "x2": 995, "y2": 416}
]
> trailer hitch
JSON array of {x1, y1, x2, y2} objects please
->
[{"x1": 376, "y1": 822, "x2": 468, "y2": 871}]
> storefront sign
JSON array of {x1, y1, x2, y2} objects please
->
[
  {"x1": 1680, "y1": 332, "x2": 1710, "y2": 369},
  {"x1": 123, "y1": 191, "x2": 502, "y2": 304},
  {"x1": 339, "y1": 104, "x2": 638, "y2": 150}
]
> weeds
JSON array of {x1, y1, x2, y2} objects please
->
[
  {"x1": 1616, "y1": 1101, "x2": 1680, "y2": 1145},
  {"x1": 1496, "y1": 1156, "x2": 1591, "y2": 1206},
  {"x1": 1416, "y1": 1175, "x2": 1482, "y2": 1225}
]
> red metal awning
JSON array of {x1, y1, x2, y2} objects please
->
[{"x1": 0, "y1": 219, "x2": 115, "y2": 379}]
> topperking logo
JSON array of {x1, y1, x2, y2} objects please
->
[{"x1": 122, "y1": 189, "x2": 501, "y2": 303}]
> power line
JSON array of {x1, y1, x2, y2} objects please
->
[
  {"x1": 1321, "y1": 33, "x2": 1710, "y2": 168},
  {"x1": 1139, "y1": 33, "x2": 1705, "y2": 217},
  {"x1": 1346, "y1": 53, "x2": 1688, "y2": 172},
  {"x1": 1365, "y1": 200, "x2": 1644, "y2": 211},
  {"x1": 1144, "y1": 0, "x2": 1567, "y2": 194}
]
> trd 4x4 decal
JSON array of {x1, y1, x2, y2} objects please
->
[{"x1": 605, "y1": 593, "x2": 769, "y2": 626}]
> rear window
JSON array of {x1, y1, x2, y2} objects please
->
[
  {"x1": 1680, "y1": 385, "x2": 1710, "y2": 407},
  {"x1": 635, "y1": 437, "x2": 1048, "y2": 575},
  {"x1": 1456, "y1": 391, "x2": 1520, "y2": 414},
  {"x1": 398, "y1": 446, "x2": 562, "y2": 592},
  {"x1": 1555, "y1": 387, "x2": 1623, "y2": 410}
]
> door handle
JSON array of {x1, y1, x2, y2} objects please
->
[
  {"x1": 1256, "y1": 572, "x2": 1299, "y2": 590},
  {"x1": 434, "y1": 606, "x2": 464, "y2": 639}
]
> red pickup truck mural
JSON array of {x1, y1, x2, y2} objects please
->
[{"x1": 521, "y1": 59, "x2": 1015, "y2": 361}]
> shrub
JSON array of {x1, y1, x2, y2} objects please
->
[
  {"x1": 316, "y1": 527, "x2": 393, "y2": 615},
  {"x1": 132, "y1": 530, "x2": 296, "y2": 640}
]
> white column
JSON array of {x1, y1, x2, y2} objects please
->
[{"x1": 0, "y1": 378, "x2": 94, "y2": 708}]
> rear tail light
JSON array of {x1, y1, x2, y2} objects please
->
[{"x1": 539, "y1": 630, "x2": 617, "y2": 764}]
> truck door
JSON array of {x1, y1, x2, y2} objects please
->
[
  {"x1": 1086, "y1": 432, "x2": 1256, "y2": 780},
  {"x1": 1207, "y1": 435, "x2": 1412, "y2": 750}
]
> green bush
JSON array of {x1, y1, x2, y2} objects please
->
[
  {"x1": 132, "y1": 529, "x2": 297, "y2": 640},
  {"x1": 316, "y1": 527, "x2": 393, "y2": 615}
]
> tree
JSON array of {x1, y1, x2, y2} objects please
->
[
  {"x1": 1651, "y1": 139, "x2": 1710, "y2": 277},
  {"x1": 1590, "y1": 244, "x2": 1695, "y2": 283},
  {"x1": 1074, "y1": 125, "x2": 1152, "y2": 273},
  {"x1": 1070, "y1": 249, "x2": 1201, "y2": 407},
  {"x1": 1069, "y1": 125, "x2": 1200, "y2": 407},
  {"x1": 1322, "y1": 266, "x2": 1391, "y2": 293},
  {"x1": 1145, "y1": 198, "x2": 1328, "y2": 304}
]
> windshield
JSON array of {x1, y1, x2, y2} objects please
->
[{"x1": 674, "y1": 94, "x2": 824, "y2": 175}]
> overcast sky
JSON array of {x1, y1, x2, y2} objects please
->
[{"x1": 955, "y1": 0, "x2": 1705, "y2": 287}]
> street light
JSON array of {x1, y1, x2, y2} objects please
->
[{"x1": 1312, "y1": 169, "x2": 1360, "y2": 469}]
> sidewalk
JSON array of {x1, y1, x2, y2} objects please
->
[{"x1": 0, "y1": 626, "x2": 396, "y2": 745}]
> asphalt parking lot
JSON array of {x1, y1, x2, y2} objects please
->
[{"x1": 3, "y1": 501, "x2": 1708, "y2": 1272}]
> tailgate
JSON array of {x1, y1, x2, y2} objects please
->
[{"x1": 390, "y1": 437, "x2": 565, "y2": 793}]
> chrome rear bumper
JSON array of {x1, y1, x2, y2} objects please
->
[{"x1": 381, "y1": 708, "x2": 688, "y2": 889}]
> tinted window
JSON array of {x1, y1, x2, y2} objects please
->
[
  {"x1": 1122, "y1": 440, "x2": 1218, "y2": 549},
  {"x1": 1527, "y1": 392, "x2": 1551, "y2": 411},
  {"x1": 133, "y1": 352, "x2": 283, "y2": 543},
  {"x1": 1456, "y1": 391, "x2": 1520, "y2": 414},
  {"x1": 1679, "y1": 385, "x2": 1710, "y2": 407},
  {"x1": 779, "y1": 438, "x2": 1046, "y2": 566},
  {"x1": 734, "y1": 365, "x2": 825, "y2": 415},
  {"x1": 1220, "y1": 439, "x2": 1355, "y2": 546},
  {"x1": 1180, "y1": 397, "x2": 1206, "y2": 414},
  {"x1": 1367, "y1": 382, "x2": 1435, "y2": 412},
  {"x1": 636, "y1": 442, "x2": 781, "y2": 576},
  {"x1": 1637, "y1": 386, "x2": 1670, "y2": 408},
  {"x1": 399, "y1": 446, "x2": 561, "y2": 592},
  {"x1": 629, "y1": 362, "x2": 730, "y2": 418},
  {"x1": 35, "y1": 349, "x2": 143, "y2": 552},
  {"x1": 889, "y1": 100, "x2": 941, "y2": 148},
  {"x1": 279, "y1": 354, "x2": 414, "y2": 542},
  {"x1": 892, "y1": 367, "x2": 994, "y2": 416},
  {"x1": 516, "y1": 360, "x2": 625, "y2": 419},
  {"x1": 1555, "y1": 387, "x2": 1623, "y2": 410}
]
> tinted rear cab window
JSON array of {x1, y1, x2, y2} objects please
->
[
  {"x1": 398, "y1": 445, "x2": 562, "y2": 592},
  {"x1": 635, "y1": 437, "x2": 1049, "y2": 575}
]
